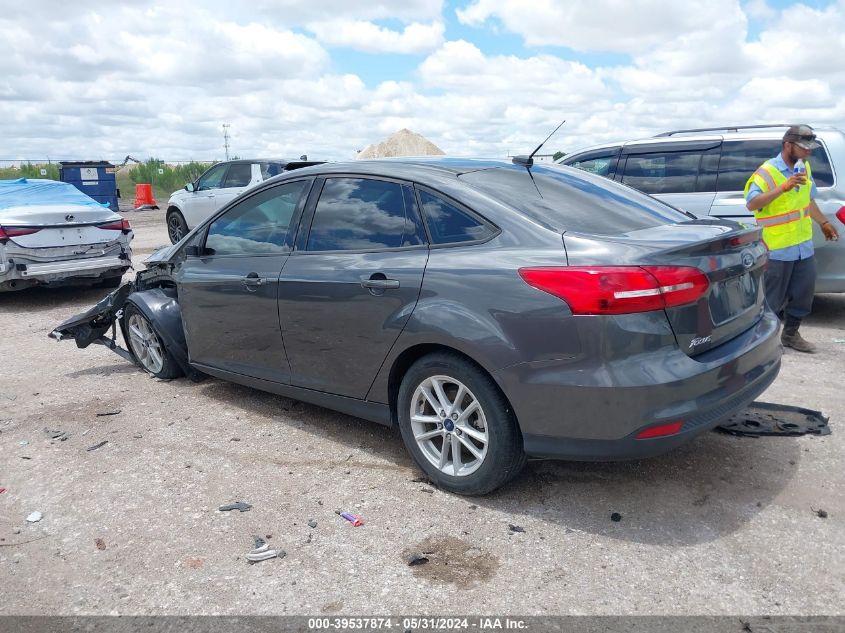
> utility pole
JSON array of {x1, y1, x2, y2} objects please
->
[{"x1": 222, "y1": 124, "x2": 231, "y2": 161}]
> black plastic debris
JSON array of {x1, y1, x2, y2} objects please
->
[
  {"x1": 86, "y1": 441, "x2": 108, "y2": 452},
  {"x1": 610, "y1": 512, "x2": 622, "y2": 522},
  {"x1": 508, "y1": 524, "x2": 525, "y2": 533},
  {"x1": 219, "y1": 501, "x2": 252, "y2": 513},
  {"x1": 96, "y1": 410, "x2": 121, "y2": 417},
  {"x1": 717, "y1": 402, "x2": 830, "y2": 437},
  {"x1": 813, "y1": 508, "x2": 829, "y2": 519},
  {"x1": 406, "y1": 554, "x2": 429, "y2": 566}
]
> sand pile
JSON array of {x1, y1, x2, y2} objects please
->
[{"x1": 356, "y1": 129, "x2": 445, "y2": 159}]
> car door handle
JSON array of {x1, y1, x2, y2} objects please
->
[
  {"x1": 361, "y1": 278, "x2": 400, "y2": 290},
  {"x1": 243, "y1": 273, "x2": 264, "y2": 287}
]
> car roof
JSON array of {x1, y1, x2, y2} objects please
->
[
  {"x1": 278, "y1": 157, "x2": 516, "y2": 180},
  {"x1": 564, "y1": 125, "x2": 844, "y2": 156}
]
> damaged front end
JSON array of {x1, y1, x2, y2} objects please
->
[{"x1": 49, "y1": 247, "x2": 199, "y2": 379}]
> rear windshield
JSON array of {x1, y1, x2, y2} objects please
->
[{"x1": 459, "y1": 165, "x2": 691, "y2": 236}]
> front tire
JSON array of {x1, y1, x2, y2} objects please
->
[
  {"x1": 166, "y1": 209, "x2": 188, "y2": 244},
  {"x1": 123, "y1": 303, "x2": 182, "y2": 379},
  {"x1": 397, "y1": 352, "x2": 526, "y2": 495}
]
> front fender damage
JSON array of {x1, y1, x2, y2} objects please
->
[{"x1": 49, "y1": 268, "x2": 201, "y2": 380}]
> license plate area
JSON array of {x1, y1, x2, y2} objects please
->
[{"x1": 710, "y1": 272, "x2": 756, "y2": 324}]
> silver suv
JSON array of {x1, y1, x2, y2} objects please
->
[{"x1": 559, "y1": 124, "x2": 845, "y2": 293}]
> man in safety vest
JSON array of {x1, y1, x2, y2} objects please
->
[{"x1": 745, "y1": 124, "x2": 839, "y2": 353}]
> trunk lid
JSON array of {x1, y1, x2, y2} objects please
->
[
  {"x1": 563, "y1": 219, "x2": 767, "y2": 356},
  {"x1": 1, "y1": 203, "x2": 125, "y2": 248}
]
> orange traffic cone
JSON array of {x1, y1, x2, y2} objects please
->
[{"x1": 134, "y1": 183, "x2": 157, "y2": 209}]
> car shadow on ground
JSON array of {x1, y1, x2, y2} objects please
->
[
  {"x1": 809, "y1": 293, "x2": 845, "y2": 328},
  {"x1": 0, "y1": 284, "x2": 111, "y2": 315},
  {"x1": 196, "y1": 379, "x2": 802, "y2": 547}
]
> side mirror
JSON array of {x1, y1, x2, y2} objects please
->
[
  {"x1": 184, "y1": 245, "x2": 201, "y2": 257},
  {"x1": 185, "y1": 182, "x2": 195, "y2": 192}
]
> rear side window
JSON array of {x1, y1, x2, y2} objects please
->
[
  {"x1": 306, "y1": 178, "x2": 425, "y2": 251},
  {"x1": 205, "y1": 180, "x2": 308, "y2": 255},
  {"x1": 417, "y1": 189, "x2": 495, "y2": 244},
  {"x1": 621, "y1": 151, "x2": 703, "y2": 194},
  {"x1": 565, "y1": 151, "x2": 619, "y2": 178},
  {"x1": 222, "y1": 163, "x2": 252, "y2": 188},
  {"x1": 459, "y1": 166, "x2": 690, "y2": 236},
  {"x1": 717, "y1": 140, "x2": 835, "y2": 190}
]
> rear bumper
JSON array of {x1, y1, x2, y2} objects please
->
[
  {"x1": 0, "y1": 246, "x2": 131, "y2": 290},
  {"x1": 495, "y1": 310, "x2": 782, "y2": 460}
]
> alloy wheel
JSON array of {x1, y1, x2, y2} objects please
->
[
  {"x1": 409, "y1": 375, "x2": 489, "y2": 477},
  {"x1": 167, "y1": 215, "x2": 185, "y2": 243},
  {"x1": 126, "y1": 313, "x2": 165, "y2": 374}
]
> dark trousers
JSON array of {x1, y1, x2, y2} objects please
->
[{"x1": 764, "y1": 257, "x2": 816, "y2": 332}]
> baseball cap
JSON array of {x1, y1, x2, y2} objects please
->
[{"x1": 783, "y1": 124, "x2": 820, "y2": 150}]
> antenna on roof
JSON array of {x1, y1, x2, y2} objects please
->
[{"x1": 512, "y1": 120, "x2": 566, "y2": 167}]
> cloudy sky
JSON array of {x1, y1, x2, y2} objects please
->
[{"x1": 2, "y1": 0, "x2": 843, "y2": 162}]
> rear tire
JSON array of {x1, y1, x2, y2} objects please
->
[
  {"x1": 397, "y1": 352, "x2": 526, "y2": 495},
  {"x1": 166, "y1": 209, "x2": 188, "y2": 244},
  {"x1": 123, "y1": 303, "x2": 182, "y2": 379}
]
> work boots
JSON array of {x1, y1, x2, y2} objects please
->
[{"x1": 781, "y1": 327, "x2": 816, "y2": 353}]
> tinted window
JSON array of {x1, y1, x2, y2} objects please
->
[
  {"x1": 459, "y1": 165, "x2": 690, "y2": 236},
  {"x1": 621, "y1": 151, "x2": 702, "y2": 194},
  {"x1": 567, "y1": 151, "x2": 619, "y2": 178},
  {"x1": 418, "y1": 189, "x2": 495, "y2": 244},
  {"x1": 717, "y1": 140, "x2": 835, "y2": 191},
  {"x1": 205, "y1": 180, "x2": 308, "y2": 255},
  {"x1": 261, "y1": 162, "x2": 284, "y2": 179},
  {"x1": 306, "y1": 178, "x2": 424, "y2": 251},
  {"x1": 222, "y1": 163, "x2": 252, "y2": 188},
  {"x1": 197, "y1": 164, "x2": 227, "y2": 190}
]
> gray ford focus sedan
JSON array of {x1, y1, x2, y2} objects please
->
[{"x1": 52, "y1": 158, "x2": 782, "y2": 494}]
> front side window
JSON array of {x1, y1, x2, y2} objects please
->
[
  {"x1": 205, "y1": 180, "x2": 309, "y2": 255},
  {"x1": 621, "y1": 151, "x2": 703, "y2": 194},
  {"x1": 197, "y1": 164, "x2": 228, "y2": 191},
  {"x1": 222, "y1": 163, "x2": 252, "y2": 188},
  {"x1": 417, "y1": 189, "x2": 495, "y2": 245},
  {"x1": 306, "y1": 178, "x2": 424, "y2": 251},
  {"x1": 717, "y1": 140, "x2": 835, "y2": 191}
]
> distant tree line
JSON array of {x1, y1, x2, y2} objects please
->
[{"x1": 128, "y1": 158, "x2": 214, "y2": 193}]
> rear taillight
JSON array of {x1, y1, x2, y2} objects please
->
[
  {"x1": 0, "y1": 225, "x2": 40, "y2": 239},
  {"x1": 836, "y1": 206, "x2": 845, "y2": 225},
  {"x1": 97, "y1": 219, "x2": 131, "y2": 231},
  {"x1": 518, "y1": 266, "x2": 710, "y2": 315}
]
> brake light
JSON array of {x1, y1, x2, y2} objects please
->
[
  {"x1": 0, "y1": 225, "x2": 40, "y2": 239},
  {"x1": 518, "y1": 266, "x2": 710, "y2": 315},
  {"x1": 636, "y1": 420, "x2": 683, "y2": 439},
  {"x1": 98, "y1": 219, "x2": 131, "y2": 231},
  {"x1": 836, "y1": 206, "x2": 845, "y2": 225}
]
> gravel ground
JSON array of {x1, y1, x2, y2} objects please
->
[{"x1": 0, "y1": 209, "x2": 843, "y2": 616}]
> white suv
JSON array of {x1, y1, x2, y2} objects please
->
[
  {"x1": 164, "y1": 159, "x2": 320, "y2": 244},
  {"x1": 559, "y1": 125, "x2": 845, "y2": 293}
]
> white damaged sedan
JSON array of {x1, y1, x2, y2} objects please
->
[{"x1": 0, "y1": 178, "x2": 133, "y2": 291}]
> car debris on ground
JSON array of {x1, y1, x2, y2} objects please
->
[
  {"x1": 86, "y1": 440, "x2": 108, "y2": 451},
  {"x1": 218, "y1": 501, "x2": 252, "y2": 513},
  {"x1": 26, "y1": 511, "x2": 43, "y2": 523}
]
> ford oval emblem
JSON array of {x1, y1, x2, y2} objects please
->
[{"x1": 741, "y1": 250, "x2": 754, "y2": 269}]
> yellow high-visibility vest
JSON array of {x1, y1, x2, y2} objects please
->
[{"x1": 744, "y1": 161, "x2": 814, "y2": 250}]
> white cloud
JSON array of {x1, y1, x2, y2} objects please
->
[
  {"x1": 456, "y1": 0, "x2": 745, "y2": 54},
  {"x1": 308, "y1": 20, "x2": 444, "y2": 54}
]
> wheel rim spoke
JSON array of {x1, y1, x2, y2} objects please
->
[
  {"x1": 457, "y1": 434, "x2": 483, "y2": 460},
  {"x1": 437, "y1": 440, "x2": 450, "y2": 469},
  {"x1": 456, "y1": 400, "x2": 480, "y2": 424},
  {"x1": 420, "y1": 385, "x2": 440, "y2": 413},
  {"x1": 458, "y1": 423, "x2": 486, "y2": 444},
  {"x1": 430, "y1": 378, "x2": 451, "y2": 412},
  {"x1": 450, "y1": 434, "x2": 462, "y2": 475},
  {"x1": 414, "y1": 428, "x2": 442, "y2": 442}
]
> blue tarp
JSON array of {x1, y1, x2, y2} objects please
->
[{"x1": 0, "y1": 178, "x2": 109, "y2": 211}]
